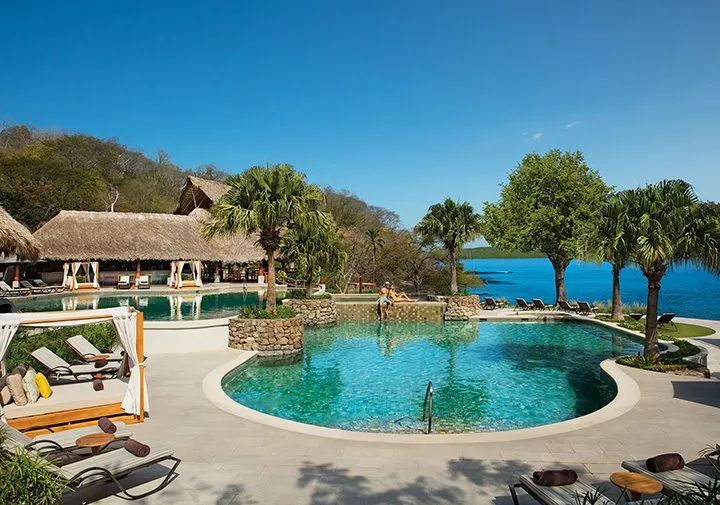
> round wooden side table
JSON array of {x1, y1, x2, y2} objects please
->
[
  {"x1": 610, "y1": 471, "x2": 663, "y2": 501},
  {"x1": 76, "y1": 433, "x2": 116, "y2": 455}
]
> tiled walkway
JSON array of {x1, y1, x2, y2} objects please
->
[{"x1": 64, "y1": 345, "x2": 720, "y2": 505}]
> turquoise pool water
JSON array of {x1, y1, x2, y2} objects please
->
[
  {"x1": 221, "y1": 321, "x2": 642, "y2": 433},
  {"x1": 12, "y1": 291, "x2": 264, "y2": 321}
]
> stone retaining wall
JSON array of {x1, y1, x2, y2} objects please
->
[
  {"x1": 283, "y1": 298, "x2": 336, "y2": 325},
  {"x1": 335, "y1": 301, "x2": 445, "y2": 322},
  {"x1": 440, "y1": 295, "x2": 482, "y2": 321},
  {"x1": 228, "y1": 316, "x2": 303, "y2": 356}
]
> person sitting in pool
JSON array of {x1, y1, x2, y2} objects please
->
[
  {"x1": 389, "y1": 283, "x2": 414, "y2": 303},
  {"x1": 377, "y1": 282, "x2": 391, "y2": 319}
]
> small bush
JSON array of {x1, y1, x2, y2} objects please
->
[
  {"x1": 237, "y1": 305, "x2": 296, "y2": 319},
  {"x1": 616, "y1": 355, "x2": 687, "y2": 373},
  {"x1": 591, "y1": 300, "x2": 647, "y2": 315},
  {"x1": 7, "y1": 323, "x2": 117, "y2": 372},
  {"x1": 617, "y1": 319, "x2": 646, "y2": 332},
  {"x1": 286, "y1": 290, "x2": 332, "y2": 300},
  {"x1": 664, "y1": 339, "x2": 701, "y2": 360}
]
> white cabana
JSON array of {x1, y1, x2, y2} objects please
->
[
  {"x1": 0, "y1": 307, "x2": 148, "y2": 423},
  {"x1": 172, "y1": 260, "x2": 203, "y2": 288},
  {"x1": 62, "y1": 261, "x2": 100, "y2": 290}
]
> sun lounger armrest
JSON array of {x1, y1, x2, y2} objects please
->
[
  {"x1": 48, "y1": 365, "x2": 75, "y2": 377},
  {"x1": 24, "y1": 439, "x2": 66, "y2": 456}
]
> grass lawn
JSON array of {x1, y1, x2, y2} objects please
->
[{"x1": 615, "y1": 319, "x2": 715, "y2": 340}]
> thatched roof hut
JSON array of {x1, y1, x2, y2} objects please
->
[
  {"x1": 0, "y1": 207, "x2": 41, "y2": 260},
  {"x1": 34, "y1": 208, "x2": 264, "y2": 263},
  {"x1": 174, "y1": 176, "x2": 229, "y2": 215}
]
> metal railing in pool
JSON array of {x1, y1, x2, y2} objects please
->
[{"x1": 422, "y1": 381, "x2": 433, "y2": 434}]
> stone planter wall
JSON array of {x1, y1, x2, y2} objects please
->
[
  {"x1": 441, "y1": 295, "x2": 482, "y2": 321},
  {"x1": 228, "y1": 316, "x2": 303, "y2": 356},
  {"x1": 282, "y1": 298, "x2": 337, "y2": 326},
  {"x1": 335, "y1": 301, "x2": 445, "y2": 322}
]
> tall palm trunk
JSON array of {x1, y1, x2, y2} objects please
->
[
  {"x1": 549, "y1": 255, "x2": 569, "y2": 303},
  {"x1": 266, "y1": 248, "x2": 276, "y2": 312},
  {"x1": 643, "y1": 271, "x2": 663, "y2": 362},
  {"x1": 305, "y1": 267, "x2": 314, "y2": 297},
  {"x1": 611, "y1": 263, "x2": 624, "y2": 321},
  {"x1": 448, "y1": 250, "x2": 458, "y2": 294}
]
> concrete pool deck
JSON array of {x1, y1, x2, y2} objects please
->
[{"x1": 63, "y1": 339, "x2": 720, "y2": 505}]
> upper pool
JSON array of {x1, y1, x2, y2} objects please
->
[
  {"x1": 12, "y1": 291, "x2": 264, "y2": 321},
  {"x1": 221, "y1": 320, "x2": 643, "y2": 433}
]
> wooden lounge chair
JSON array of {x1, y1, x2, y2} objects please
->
[
  {"x1": 0, "y1": 280, "x2": 30, "y2": 297},
  {"x1": 532, "y1": 299, "x2": 554, "y2": 311},
  {"x1": 483, "y1": 297, "x2": 505, "y2": 310},
  {"x1": 658, "y1": 313, "x2": 677, "y2": 329},
  {"x1": 136, "y1": 275, "x2": 151, "y2": 290},
  {"x1": 31, "y1": 347, "x2": 119, "y2": 380},
  {"x1": 33, "y1": 278, "x2": 65, "y2": 293},
  {"x1": 515, "y1": 298, "x2": 533, "y2": 311},
  {"x1": 556, "y1": 300, "x2": 579, "y2": 313},
  {"x1": 117, "y1": 275, "x2": 132, "y2": 290},
  {"x1": 622, "y1": 458, "x2": 717, "y2": 494},
  {"x1": 508, "y1": 474, "x2": 654, "y2": 505},
  {"x1": 66, "y1": 335, "x2": 124, "y2": 363},
  {"x1": 576, "y1": 301, "x2": 597, "y2": 315}
]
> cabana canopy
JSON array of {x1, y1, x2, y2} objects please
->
[
  {"x1": 0, "y1": 206, "x2": 41, "y2": 260},
  {"x1": 0, "y1": 307, "x2": 148, "y2": 417}
]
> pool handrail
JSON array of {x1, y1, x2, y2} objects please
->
[{"x1": 422, "y1": 381, "x2": 434, "y2": 434}]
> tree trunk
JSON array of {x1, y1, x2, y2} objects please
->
[
  {"x1": 449, "y1": 251, "x2": 458, "y2": 294},
  {"x1": 611, "y1": 263, "x2": 624, "y2": 321},
  {"x1": 644, "y1": 272, "x2": 663, "y2": 362},
  {"x1": 266, "y1": 248, "x2": 277, "y2": 312},
  {"x1": 305, "y1": 267, "x2": 314, "y2": 297},
  {"x1": 549, "y1": 256, "x2": 569, "y2": 304}
]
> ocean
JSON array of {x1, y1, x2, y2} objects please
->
[{"x1": 463, "y1": 257, "x2": 720, "y2": 320}]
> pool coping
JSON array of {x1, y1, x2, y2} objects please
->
[{"x1": 202, "y1": 347, "x2": 642, "y2": 445}]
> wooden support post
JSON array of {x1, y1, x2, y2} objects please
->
[
  {"x1": 136, "y1": 310, "x2": 145, "y2": 422},
  {"x1": 13, "y1": 264, "x2": 20, "y2": 288}
]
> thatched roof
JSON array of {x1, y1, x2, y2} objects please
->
[
  {"x1": 174, "y1": 176, "x2": 229, "y2": 215},
  {"x1": 0, "y1": 207, "x2": 41, "y2": 260},
  {"x1": 34, "y1": 208, "x2": 265, "y2": 263}
]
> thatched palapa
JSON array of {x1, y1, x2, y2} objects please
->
[
  {"x1": 34, "y1": 208, "x2": 264, "y2": 263},
  {"x1": 0, "y1": 206, "x2": 41, "y2": 260},
  {"x1": 174, "y1": 176, "x2": 229, "y2": 215}
]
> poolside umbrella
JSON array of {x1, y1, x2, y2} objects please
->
[{"x1": 0, "y1": 206, "x2": 40, "y2": 260}]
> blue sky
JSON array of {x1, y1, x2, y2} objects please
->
[{"x1": 2, "y1": 1, "x2": 719, "y2": 230}]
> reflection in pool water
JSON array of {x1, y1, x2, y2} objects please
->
[
  {"x1": 12, "y1": 291, "x2": 265, "y2": 321},
  {"x1": 222, "y1": 321, "x2": 643, "y2": 433}
]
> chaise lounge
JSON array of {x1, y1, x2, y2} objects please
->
[
  {"x1": 515, "y1": 298, "x2": 534, "y2": 311},
  {"x1": 532, "y1": 299, "x2": 554, "y2": 311},
  {"x1": 31, "y1": 347, "x2": 119, "y2": 381},
  {"x1": 483, "y1": 297, "x2": 505, "y2": 310},
  {"x1": 509, "y1": 474, "x2": 655, "y2": 505},
  {"x1": 576, "y1": 301, "x2": 597, "y2": 315},
  {"x1": 117, "y1": 275, "x2": 132, "y2": 290},
  {"x1": 32, "y1": 278, "x2": 66, "y2": 293},
  {"x1": 557, "y1": 300, "x2": 579, "y2": 313},
  {"x1": 0, "y1": 280, "x2": 30, "y2": 297},
  {"x1": 136, "y1": 275, "x2": 151, "y2": 289},
  {"x1": 657, "y1": 313, "x2": 677, "y2": 329},
  {"x1": 66, "y1": 335, "x2": 124, "y2": 363},
  {"x1": 622, "y1": 457, "x2": 717, "y2": 494}
]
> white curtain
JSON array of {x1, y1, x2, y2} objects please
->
[
  {"x1": 194, "y1": 261, "x2": 203, "y2": 287},
  {"x1": 62, "y1": 263, "x2": 71, "y2": 288},
  {"x1": 112, "y1": 311, "x2": 149, "y2": 416},
  {"x1": 71, "y1": 262, "x2": 81, "y2": 290},
  {"x1": 91, "y1": 262, "x2": 99, "y2": 288},
  {"x1": 177, "y1": 261, "x2": 185, "y2": 288},
  {"x1": 0, "y1": 316, "x2": 21, "y2": 376},
  {"x1": 168, "y1": 261, "x2": 176, "y2": 287}
]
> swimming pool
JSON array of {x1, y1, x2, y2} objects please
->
[
  {"x1": 221, "y1": 320, "x2": 642, "y2": 433},
  {"x1": 12, "y1": 291, "x2": 265, "y2": 321}
]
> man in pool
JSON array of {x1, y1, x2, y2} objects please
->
[{"x1": 377, "y1": 282, "x2": 391, "y2": 320}]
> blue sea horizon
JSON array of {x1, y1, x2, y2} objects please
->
[{"x1": 463, "y1": 258, "x2": 719, "y2": 321}]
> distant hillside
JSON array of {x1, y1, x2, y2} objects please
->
[{"x1": 460, "y1": 247, "x2": 544, "y2": 259}]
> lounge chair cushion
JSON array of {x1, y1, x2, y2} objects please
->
[
  {"x1": 622, "y1": 460, "x2": 715, "y2": 493},
  {"x1": 1, "y1": 379, "x2": 127, "y2": 420},
  {"x1": 22, "y1": 368, "x2": 41, "y2": 403},
  {"x1": 6, "y1": 373, "x2": 28, "y2": 406},
  {"x1": 35, "y1": 372, "x2": 52, "y2": 399},
  {"x1": 59, "y1": 444, "x2": 174, "y2": 485},
  {"x1": 519, "y1": 475, "x2": 616, "y2": 505}
]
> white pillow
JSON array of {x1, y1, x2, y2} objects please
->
[{"x1": 22, "y1": 368, "x2": 40, "y2": 403}]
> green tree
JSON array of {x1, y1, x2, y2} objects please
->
[
  {"x1": 577, "y1": 193, "x2": 634, "y2": 321},
  {"x1": 282, "y1": 219, "x2": 347, "y2": 296},
  {"x1": 364, "y1": 227, "x2": 385, "y2": 284},
  {"x1": 203, "y1": 164, "x2": 329, "y2": 311},
  {"x1": 482, "y1": 150, "x2": 609, "y2": 303},
  {"x1": 621, "y1": 180, "x2": 720, "y2": 361},
  {"x1": 415, "y1": 198, "x2": 482, "y2": 294}
]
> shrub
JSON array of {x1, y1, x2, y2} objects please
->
[
  {"x1": 6, "y1": 322, "x2": 117, "y2": 372},
  {"x1": 237, "y1": 305, "x2": 296, "y2": 319},
  {"x1": 616, "y1": 355, "x2": 687, "y2": 373},
  {"x1": 592, "y1": 300, "x2": 647, "y2": 315},
  {"x1": 286, "y1": 289, "x2": 332, "y2": 300}
]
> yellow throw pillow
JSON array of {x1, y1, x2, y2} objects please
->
[{"x1": 35, "y1": 372, "x2": 52, "y2": 399}]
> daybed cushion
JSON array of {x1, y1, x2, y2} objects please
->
[
  {"x1": 0, "y1": 385, "x2": 11, "y2": 406},
  {"x1": 35, "y1": 372, "x2": 52, "y2": 399},
  {"x1": 6, "y1": 373, "x2": 27, "y2": 406},
  {"x1": 23, "y1": 368, "x2": 40, "y2": 403},
  {"x1": 2, "y1": 379, "x2": 127, "y2": 420}
]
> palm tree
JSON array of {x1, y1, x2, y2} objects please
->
[
  {"x1": 281, "y1": 219, "x2": 347, "y2": 296},
  {"x1": 364, "y1": 227, "x2": 384, "y2": 284},
  {"x1": 621, "y1": 180, "x2": 720, "y2": 361},
  {"x1": 203, "y1": 164, "x2": 329, "y2": 312},
  {"x1": 415, "y1": 199, "x2": 482, "y2": 294},
  {"x1": 577, "y1": 193, "x2": 634, "y2": 320}
]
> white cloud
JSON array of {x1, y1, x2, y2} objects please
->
[
  {"x1": 565, "y1": 121, "x2": 580, "y2": 129},
  {"x1": 532, "y1": 131, "x2": 544, "y2": 140}
]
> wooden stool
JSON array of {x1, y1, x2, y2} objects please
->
[
  {"x1": 610, "y1": 471, "x2": 663, "y2": 501},
  {"x1": 76, "y1": 432, "x2": 116, "y2": 456}
]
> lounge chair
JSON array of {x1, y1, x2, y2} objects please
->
[
  {"x1": 117, "y1": 275, "x2": 132, "y2": 290},
  {"x1": 33, "y1": 278, "x2": 65, "y2": 293},
  {"x1": 532, "y1": 299, "x2": 554, "y2": 311},
  {"x1": 658, "y1": 313, "x2": 677, "y2": 329},
  {"x1": 509, "y1": 474, "x2": 651, "y2": 505},
  {"x1": 622, "y1": 458, "x2": 717, "y2": 494},
  {"x1": 136, "y1": 274, "x2": 151, "y2": 289},
  {"x1": 67, "y1": 335, "x2": 124, "y2": 363},
  {"x1": 576, "y1": 301, "x2": 597, "y2": 315},
  {"x1": 2, "y1": 420, "x2": 132, "y2": 454},
  {"x1": 0, "y1": 280, "x2": 30, "y2": 297},
  {"x1": 557, "y1": 300, "x2": 579, "y2": 313},
  {"x1": 483, "y1": 297, "x2": 505, "y2": 310},
  {"x1": 31, "y1": 347, "x2": 119, "y2": 380},
  {"x1": 515, "y1": 298, "x2": 533, "y2": 311}
]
